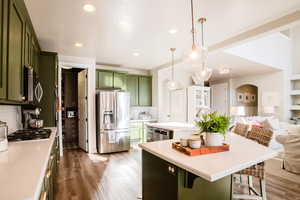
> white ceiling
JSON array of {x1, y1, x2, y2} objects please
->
[{"x1": 24, "y1": 0, "x2": 300, "y2": 69}]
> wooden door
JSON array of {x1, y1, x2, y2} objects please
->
[
  {"x1": 211, "y1": 83, "x2": 228, "y2": 115},
  {"x1": 97, "y1": 70, "x2": 113, "y2": 89},
  {"x1": 138, "y1": 76, "x2": 152, "y2": 106},
  {"x1": 7, "y1": 0, "x2": 24, "y2": 102},
  {"x1": 78, "y1": 70, "x2": 88, "y2": 152},
  {"x1": 126, "y1": 75, "x2": 139, "y2": 106},
  {"x1": 113, "y1": 72, "x2": 127, "y2": 90},
  {"x1": 0, "y1": 0, "x2": 8, "y2": 99}
]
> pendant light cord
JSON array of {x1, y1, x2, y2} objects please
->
[
  {"x1": 201, "y1": 21, "x2": 204, "y2": 47},
  {"x1": 172, "y1": 51, "x2": 174, "y2": 80},
  {"x1": 191, "y1": 0, "x2": 196, "y2": 46}
]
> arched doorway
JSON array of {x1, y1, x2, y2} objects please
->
[{"x1": 235, "y1": 84, "x2": 258, "y2": 116}]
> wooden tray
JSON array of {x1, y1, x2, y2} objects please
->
[{"x1": 172, "y1": 142, "x2": 230, "y2": 156}]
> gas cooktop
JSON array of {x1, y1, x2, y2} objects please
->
[{"x1": 8, "y1": 129, "x2": 51, "y2": 142}]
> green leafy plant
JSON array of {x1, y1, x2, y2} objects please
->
[{"x1": 196, "y1": 112, "x2": 230, "y2": 135}]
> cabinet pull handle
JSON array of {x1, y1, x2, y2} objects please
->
[
  {"x1": 39, "y1": 191, "x2": 47, "y2": 200},
  {"x1": 46, "y1": 169, "x2": 51, "y2": 179}
]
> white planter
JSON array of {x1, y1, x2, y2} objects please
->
[{"x1": 206, "y1": 132, "x2": 224, "y2": 146}]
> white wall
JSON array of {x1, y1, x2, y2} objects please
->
[
  {"x1": 59, "y1": 55, "x2": 97, "y2": 154},
  {"x1": 153, "y1": 62, "x2": 193, "y2": 122},
  {"x1": 291, "y1": 26, "x2": 300, "y2": 74},
  {"x1": 225, "y1": 33, "x2": 291, "y2": 70},
  {"x1": 96, "y1": 64, "x2": 150, "y2": 76},
  {"x1": 0, "y1": 105, "x2": 22, "y2": 134},
  {"x1": 229, "y1": 71, "x2": 289, "y2": 121}
]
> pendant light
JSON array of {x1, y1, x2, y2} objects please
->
[
  {"x1": 183, "y1": 0, "x2": 207, "y2": 65},
  {"x1": 166, "y1": 48, "x2": 178, "y2": 90},
  {"x1": 196, "y1": 17, "x2": 212, "y2": 81}
]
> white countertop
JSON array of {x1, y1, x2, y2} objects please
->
[
  {"x1": 0, "y1": 127, "x2": 57, "y2": 200},
  {"x1": 146, "y1": 122, "x2": 198, "y2": 131},
  {"x1": 139, "y1": 133, "x2": 278, "y2": 182},
  {"x1": 130, "y1": 119, "x2": 158, "y2": 123}
]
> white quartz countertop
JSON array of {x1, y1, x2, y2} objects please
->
[
  {"x1": 146, "y1": 122, "x2": 198, "y2": 131},
  {"x1": 130, "y1": 119, "x2": 158, "y2": 123},
  {"x1": 139, "y1": 133, "x2": 278, "y2": 182},
  {"x1": 0, "y1": 127, "x2": 57, "y2": 200}
]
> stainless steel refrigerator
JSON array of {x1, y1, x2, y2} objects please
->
[{"x1": 96, "y1": 90, "x2": 130, "y2": 153}]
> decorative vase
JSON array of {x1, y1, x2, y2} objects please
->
[{"x1": 206, "y1": 132, "x2": 224, "y2": 146}]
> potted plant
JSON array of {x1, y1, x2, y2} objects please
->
[{"x1": 196, "y1": 112, "x2": 230, "y2": 146}]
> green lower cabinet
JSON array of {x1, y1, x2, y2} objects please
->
[
  {"x1": 129, "y1": 122, "x2": 143, "y2": 141},
  {"x1": 113, "y1": 72, "x2": 127, "y2": 90},
  {"x1": 178, "y1": 170, "x2": 231, "y2": 200},
  {"x1": 39, "y1": 136, "x2": 59, "y2": 200},
  {"x1": 97, "y1": 70, "x2": 113, "y2": 89},
  {"x1": 138, "y1": 76, "x2": 152, "y2": 106},
  {"x1": 142, "y1": 150, "x2": 232, "y2": 200},
  {"x1": 126, "y1": 75, "x2": 139, "y2": 106}
]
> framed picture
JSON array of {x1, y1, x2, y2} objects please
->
[
  {"x1": 244, "y1": 93, "x2": 251, "y2": 103},
  {"x1": 250, "y1": 94, "x2": 256, "y2": 102},
  {"x1": 237, "y1": 93, "x2": 244, "y2": 102}
]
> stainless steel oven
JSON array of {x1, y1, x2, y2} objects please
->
[{"x1": 146, "y1": 126, "x2": 173, "y2": 142}]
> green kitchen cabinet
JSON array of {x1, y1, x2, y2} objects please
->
[
  {"x1": 0, "y1": 0, "x2": 8, "y2": 99},
  {"x1": 39, "y1": 52, "x2": 58, "y2": 127},
  {"x1": 7, "y1": 0, "x2": 25, "y2": 102},
  {"x1": 113, "y1": 72, "x2": 127, "y2": 90},
  {"x1": 96, "y1": 70, "x2": 114, "y2": 89},
  {"x1": 31, "y1": 38, "x2": 39, "y2": 76},
  {"x1": 138, "y1": 76, "x2": 152, "y2": 106},
  {"x1": 24, "y1": 24, "x2": 32, "y2": 67},
  {"x1": 126, "y1": 75, "x2": 139, "y2": 106}
]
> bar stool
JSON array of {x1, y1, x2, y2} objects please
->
[{"x1": 232, "y1": 127, "x2": 273, "y2": 200}]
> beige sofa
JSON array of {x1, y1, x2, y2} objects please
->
[{"x1": 276, "y1": 125, "x2": 300, "y2": 175}]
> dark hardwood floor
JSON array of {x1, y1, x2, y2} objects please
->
[{"x1": 55, "y1": 149, "x2": 300, "y2": 200}]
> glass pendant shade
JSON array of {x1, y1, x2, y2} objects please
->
[
  {"x1": 166, "y1": 80, "x2": 177, "y2": 90},
  {"x1": 198, "y1": 66, "x2": 213, "y2": 81},
  {"x1": 166, "y1": 48, "x2": 178, "y2": 91},
  {"x1": 184, "y1": 45, "x2": 208, "y2": 67}
]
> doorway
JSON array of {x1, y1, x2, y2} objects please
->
[{"x1": 61, "y1": 68, "x2": 88, "y2": 151}]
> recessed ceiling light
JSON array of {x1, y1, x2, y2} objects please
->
[
  {"x1": 83, "y1": 4, "x2": 96, "y2": 12},
  {"x1": 133, "y1": 52, "x2": 140, "y2": 56},
  {"x1": 75, "y1": 43, "x2": 83, "y2": 47},
  {"x1": 168, "y1": 29, "x2": 178, "y2": 34}
]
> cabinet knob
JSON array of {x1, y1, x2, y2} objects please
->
[{"x1": 22, "y1": 96, "x2": 26, "y2": 101}]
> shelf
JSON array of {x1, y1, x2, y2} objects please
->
[
  {"x1": 290, "y1": 90, "x2": 300, "y2": 95},
  {"x1": 290, "y1": 74, "x2": 300, "y2": 81},
  {"x1": 290, "y1": 105, "x2": 300, "y2": 110}
]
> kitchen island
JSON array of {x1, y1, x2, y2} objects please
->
[{"x1": 139, "y1": 133, "x2": 277, "y2": 200}]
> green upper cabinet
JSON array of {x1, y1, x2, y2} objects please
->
[
  {"x1": 138, "y1": 76, "x2": 152, "y2": 106},
  {"x1": 96, "y1": 70, "x2": 113, "y2": 89},
  {"x1": 0, "y1": 0, "x2": 8, "y2": 99},
  {"x1": 113, "y1": 72, "x2": 127, "y2": 91},
  {"x1": 24, "y1": 24, "x2": 31, "y2": 67},
  {"x1": 126, "y1": 75, "x2": 139, "y2": 106},
  {"x1": 39, "y1": 52, "x2": 58, "y2": 127},
  {"x1": 7, "y1": 0, "x2": 24, "y2": 102}
]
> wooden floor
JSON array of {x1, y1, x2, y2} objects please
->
[{"x1": 55, "y1": 149, "x2": 300, "y2": 200}]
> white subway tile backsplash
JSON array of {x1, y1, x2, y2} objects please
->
[
  {"x1": 130, "y1": 107, "x2": 158, "y2": 120},
  {"x1": 0, "y1": 105, "x2": 22, "y2": 133}
]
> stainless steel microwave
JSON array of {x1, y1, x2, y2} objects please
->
[{"x1": 24, "y1": 66, "x2": 43, "y2": 103}]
